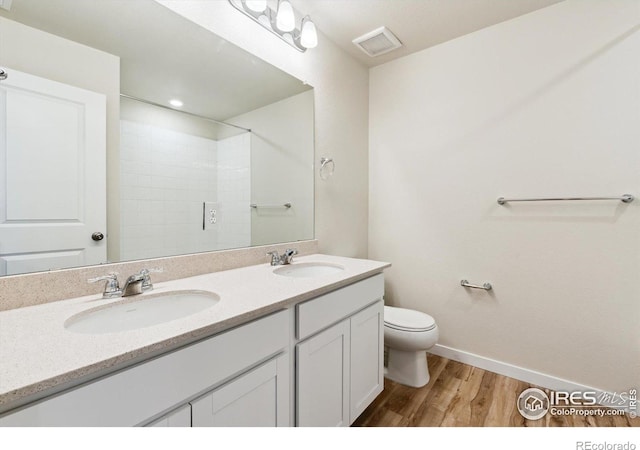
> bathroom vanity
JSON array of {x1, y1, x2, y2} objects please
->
[{"x1": 0, "y1": 255, "x2": 388, "y2": 426}]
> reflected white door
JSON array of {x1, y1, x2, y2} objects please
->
[{"x1": 0, "y1": 68, "x2": 106, "y2": 275}]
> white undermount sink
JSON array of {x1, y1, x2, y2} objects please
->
[
  {"x1": 64, "y1": 290, "x2": 220, "y2": 334},
  {"x1": 273, "y1": 262, "x2": 345, "y2": 278}
]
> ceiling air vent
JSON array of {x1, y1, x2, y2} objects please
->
[
  {"x1": 352, "y1": 26, "x2": 402, "y2": 57},
  {"x1": 0, "y1": 0, "x2": 12, "y2": 11}
]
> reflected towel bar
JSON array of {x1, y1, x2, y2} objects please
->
[
  {"x1": 497, "y1": 194, "x2": 634, "y2": 205},
  {"x1": 461, "y1": 280, "x2": 492, "y2": 291},
  {"x1": 250, "y1": 203, "x2": 292, "y2": 209}
]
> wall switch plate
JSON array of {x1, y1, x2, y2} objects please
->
[{"x1": 203, "y1": 202, "x2": 218, "y2": 230}]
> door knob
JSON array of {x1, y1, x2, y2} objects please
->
[{"x1": 92, "y1": 232, "x2": 105, "y2": 241}]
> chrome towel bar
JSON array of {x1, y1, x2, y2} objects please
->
[
  {"x1": 497, "y1": 194, "x2": 634, "y2": 205},
  {"x1": 250, "y1": 203, "x2": 292, "y2": 209},
  {"x1": 461, "y1": 280, "x2": 492, "y2": 291}
]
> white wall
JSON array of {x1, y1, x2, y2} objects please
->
[
  {"x1": 369, "y1": 0, "x2": 640, "y2": 393},
  {"x1": 225, "y1": 91, "x2": 314, "y2": 246},
  {"x1": 0, "y1": 16, "x2": 121, "y2": 261},
  {"x1": 157, "y1": 1, "x2": 370, "y2": 258}
]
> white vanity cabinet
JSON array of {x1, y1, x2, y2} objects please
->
[
  {"x1": 0, "y1": 271, "x2": 386, "y2": 427},
  {"x1": 148, "y1": 404, "x2": 192, "y2": 427},
  {"x1": 295, "y1": 274, "x2": 384, "y2": 426},
  {"x1": 297, "y1": 319, "x2": 351, "y2": 426},
  {"x1": 0, "y1": 310, "x2": 290, "y2": 427},
  {"x1": 149, "y1": 352, "x2": 289, "y2": 428},
  {"x1": 349, "y1": 301, "x2": 385, "y2": 420},
  {"x1": 191, "y1": 354, "x2": 289, "y2": 427}
]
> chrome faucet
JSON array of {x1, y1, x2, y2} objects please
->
[
  {"x1": 88, "y1": 273, "x2": 122, "y2": 298},
  {"x1": 88, "y1": 268, "x2": 163, "y2": 298},
  {"x1": 266, "y1": 249, "x2": 298, "y2": 266},
  {"x1": 282, "y1": 248, "x2": 298, "y2": 264},
  {"x1": 121, "y1": 272, "x2": 145, "y2": 297}
]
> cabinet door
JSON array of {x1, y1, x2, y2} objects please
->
[
  {"x1": 296, "y1": 320, "x2": 350, "y2": 427},
  {"x1": 191, "y1": 354, "x2": 289, "y2": 427},
  {"x1": 147, "y1": 404, "x2": 191, "y2": 427},
  {"x1": 349, "y1": 301, "x2": 384, "y2": 423}
]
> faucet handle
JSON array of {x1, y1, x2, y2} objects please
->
[
  {"x1": 87, "y1": 272, "x2": 118, "y2": 283},
  {"x1": 140, "y1": 267, "x2": 163, "y2": 291},
  {"x1": 266, "y1": 251, "x2": 281, "y2": 266},
  {"x1": 88, "y1": 273, "x2": 122, "y2": 298},
  {"x1": 140, "y1": 267, "x2": 163, "y2": 275}
]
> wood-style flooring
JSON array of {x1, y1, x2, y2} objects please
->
[{"x1": 353, "y1": 355, "x2": 640, "y2": 427}]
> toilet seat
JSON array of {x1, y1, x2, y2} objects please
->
[{"x1": 384, "y1": 306, "x2": 436, "y2": 332}]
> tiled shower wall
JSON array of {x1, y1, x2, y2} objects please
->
[
  {"x1": 119, "y1": 120, "x2": 250, "y2": 261},
  {"x1": 217, "y1": 133, "x2": 251, "y2": 249}
]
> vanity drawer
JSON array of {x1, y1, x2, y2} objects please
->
[{"x1": 296, "y1": 274, "x2": 384, "y2": 340}]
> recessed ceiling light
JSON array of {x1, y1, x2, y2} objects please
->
[{"x1": 169, "y1": 99, "x2": 183, "y2": 108}]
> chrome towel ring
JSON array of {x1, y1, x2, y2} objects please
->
[{"x1": 319, "y1": 157, "x2": 335, "y2": 180}]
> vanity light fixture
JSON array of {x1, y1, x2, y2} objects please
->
[
  {"x1": 228, "y1": 0, "x2": 318, "y2": 52},
  {"x1": 275, "y1": 0, "x2": 295, "y2": 32},
  {"x1": 300, "y1": 16, "x2": 318, "y2": 49},
  {"x1": 245, "y1": 0, "x2": 267, "y2": 12},
  {"x1": 169, "y1": 99, "x2": 184, "y2": 108}
]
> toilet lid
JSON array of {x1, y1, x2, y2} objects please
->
[{"x1": 384, "y1": 306, "x2": 436, "y2": 332}]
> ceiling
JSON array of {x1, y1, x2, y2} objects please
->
[
  {"x1": 291, "y1": 0, "x2": 565, "y2": 67},
  {"x1": 0, "y1": 0, "x2": 566, "y2": 116},
  {"x1": 0, "y1": 0, "x2": 310, "y2": 121}
]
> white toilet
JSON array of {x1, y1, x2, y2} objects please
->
[{"x1": 383, "y1": 305, "x2": 439, "y2": 388}]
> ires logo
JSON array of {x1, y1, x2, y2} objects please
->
[
  {"x1": 550, "y1": 391, "x2": 598, "y2": 406},
  {"x1": 517, "y1": 388, "x2": 636, "y2": 420},
  {"x1": 517, "y1": 388, "x2": 550, "y2": 420}
]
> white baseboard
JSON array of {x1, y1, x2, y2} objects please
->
[{"x1": 428, "y1": 344, "x2": 635, "y2": 413}]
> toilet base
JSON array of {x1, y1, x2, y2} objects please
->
[{"x1": 384, "y1": 348, "x2": 430, "y2": 388}]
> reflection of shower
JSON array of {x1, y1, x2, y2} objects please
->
[{"x1": 118, "y1": 117, "x2": 252, "y2": 261}]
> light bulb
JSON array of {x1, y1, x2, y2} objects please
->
[
  {"x1": 282, "y1": 33, "x2": 294, "y2": 46},
  {"x1": 276, "y1": 0, "x2": 295, "y2": 32},
  {"x1": 244, "y1": 0, "x2": 266, "y2": 12},
  {"x1": 257, "y1": 14, "x2": 270, "y2": 28},
  {"x1": 169, "y1": 99, "x2": 183, "y2": 108},
  {"x1": 300, "y1": 16, "x2": 317, "y2": 49}
]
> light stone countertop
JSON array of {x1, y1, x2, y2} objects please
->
[{"x1": 0, "y1": 254, "x2": 390, "y2": 414}]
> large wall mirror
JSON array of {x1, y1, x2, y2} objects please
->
[{"x1": 0, "y1": 0, "x2": 314, "y2": 276}]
